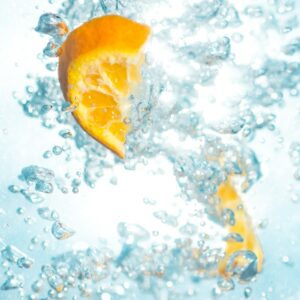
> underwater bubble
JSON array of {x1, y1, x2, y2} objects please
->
[
  {"x1": 62, "y1": 104, "x2": 77, "y2": 113},
  {"x1": 51, "y1": 221, "x2": 75, "y2": 240},
  {"x1": 224, "y1": 232, "x2": 244, "y2": 243},
  {"x1": 143, "y1": 197, "x2": 157, "y2": 205},
  {"x1": 46, "y1": 62, "x2": 58, "y2": 71},
  {"x1": 281, "y1": 255, "x2": 294, "y2": 267},
  {"x1": 290, "y1": 193, "x2": 300, "y2": 203},
  {"x1": 59, "y1": 129, "x2": 74, "y2": 139},
  {"x1": 153, "y1": 210, "x2": 178, "y2": 227},
  {"x1": 222, "y1": 208, "x2": 236, "y2": 226},
  {"x1": 244, "y1": 5, "x2": 264, "y2": 18},
  {"x1": 1, "y1": 275, "x2": 24, "y2": 290},
  {"x1": 31, "y1": 236, "x2": 39, "y2": 245},
  {"x1": 17, "y1": 256, "x2": 34, "y2": 269},
  {"x1": 226, "y1": 250, "x2": 258, "y2": 282},
  {"x1": 52, "y1": 146, "x2": 63, "y2": 155},
  {"x1": 48, "y1": 274, "x2": 64, "y2": 292},
  {"x1": 232, "y1": 32, "x2": 243, "y2": 43},
  {"x1": 43, "y1": 150, "x2": 52, "y2": 159},
  {"x1": 283, "y1": 38, "x2": 300, "y2": 55},
  {"x1": 16, "y1": 207, "x2": 25, "y2": 215},
  {"x1": 35, "y1": 13, "x2": 68, "y2": 39},
  {"x1": 110, "y1": 176, "x2": 118, "y2": 185},
  {"x1": 31, "y1": 280, "x2": 44, "y2": 293},
  {"x1": 294, "y1": 168, "x2": 300, "y2": 181},
  {"x1": 244, "y1": 287, "x2": 252, "y2": 298},
  {"x1": 117, "y1": 222, "x2": 150, "y2": 243},
  {"x1": 194, "y1": 0, "x2": 222, "y2": 20},
  {"x1": 38, "y1": 207, "x2": 53, "y2": 220},
  {"x1": 35, "y1": 181, "x2": 54, "y2": 194},
  {"x1": 8, "y1": 185, "x2": 20, "y2": 193},
  {"x1": 101, "y1": 293, "x2": 112, "y2": 300},
  {"x1": 21, "y1": 190, "x2": 44, "y2": 204},
  {"x1": 276, "y1": 0, "x2": 295, "y2": 14},
  {"x1": 1, "y1": 245, "x2": 29, "y2": 263},
  {"x1": 289, "y1": 142, "x2": 300, "y2": 165},
  {"x1": 217, "y1": 277, "x2": 235, "y2": 292},
  {"x1": 179, "y1": 223, "x2": 197, "y2": 236},
  {"x1": 151, "y1": 243, "x2": 168, "y2": 254},
  {"x1": 43, "y1": 40, "x2": 61, "y2": 57},
  {"x1": 21, "y1": 165, "x2": 55, "y2": 184}
]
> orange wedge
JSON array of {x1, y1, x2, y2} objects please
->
[
  {"x1": 58, "y1": 15, "x2": 151, "y2": 158},
  {"x1": 217, "y1": 179, "x2": 264, "y2": 279}
]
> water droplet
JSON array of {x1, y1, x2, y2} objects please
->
[{"x1": 51, "y1": 221, "x2": 75, "y2": 240}]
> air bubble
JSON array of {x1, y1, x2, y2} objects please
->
[{"x1": 51, "y1": 221, "x2": 75, "y2": 240}]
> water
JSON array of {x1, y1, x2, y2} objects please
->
[{"x1": 1, "y1": 0, "x2": 300, "y2": 299}]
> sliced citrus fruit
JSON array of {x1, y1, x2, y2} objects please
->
[
  {"x1": 217, "y1": 179, "x2": 264, "y2": 278},
  {"x1": 58, "y1": 15, "x2": 151, "y2": 158}
]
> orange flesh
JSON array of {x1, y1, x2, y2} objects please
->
[
  {"x1": 58, "y1": 15, "x2": 151, "y2": 158},
  {"x1": 217, "y1": 180, "x2": 264, "y2": 277}
]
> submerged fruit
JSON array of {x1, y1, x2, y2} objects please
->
[
  {"x1": 217, "y1": 179, "x2": 264, "y2": 278},
  {"x1": 58, "y1": 15, "x2": 151, "y2": 158}
]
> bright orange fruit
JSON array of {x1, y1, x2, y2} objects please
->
[
  {"x1": 217, "y1": 179, "x2": 264, "y2": 278},
  {"x1": 58, "y1": 15, "x2": 151, "y2": 158}
]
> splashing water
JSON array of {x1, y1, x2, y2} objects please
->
[{"x1": 2, "y1": 0, "x2": 300, "y2": 299}]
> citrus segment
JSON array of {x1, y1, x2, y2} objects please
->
[
  {"x1": 217, "y1": 180, "x2": 264, "y2": 278},
  {"x1": 58, "y1": 15, "x2": 151, "y2": 158}
]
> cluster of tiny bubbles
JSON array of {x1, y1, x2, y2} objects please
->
[
  {"x1": 247, "y1": 59, "x2": 300, "y2": 107},
  {"x1": 289, "y1": 142, "x2": 300, "y2": 181},
  {"x1": 9, "y1": 165, "x2": 55, "y2": 204},
  {"x1": 0, "y1": 240, "x2": 34, "y2": 295},
  {"x1": 35, "y1": 13, "x2": 69, "y2": 58},
  {"x1": 19, "y1": 232, "x2": 224, "y2": 299},
  {"x1": 21, "y1": 76, "x2": 69, "y2": 129}
]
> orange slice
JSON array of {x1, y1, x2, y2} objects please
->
[
  {"x1": 58, "y1": 15, "x2": 151, "y2": 158},
  {"x1": 217, "y1": 179, "x2": 264, "y2": 279}
]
